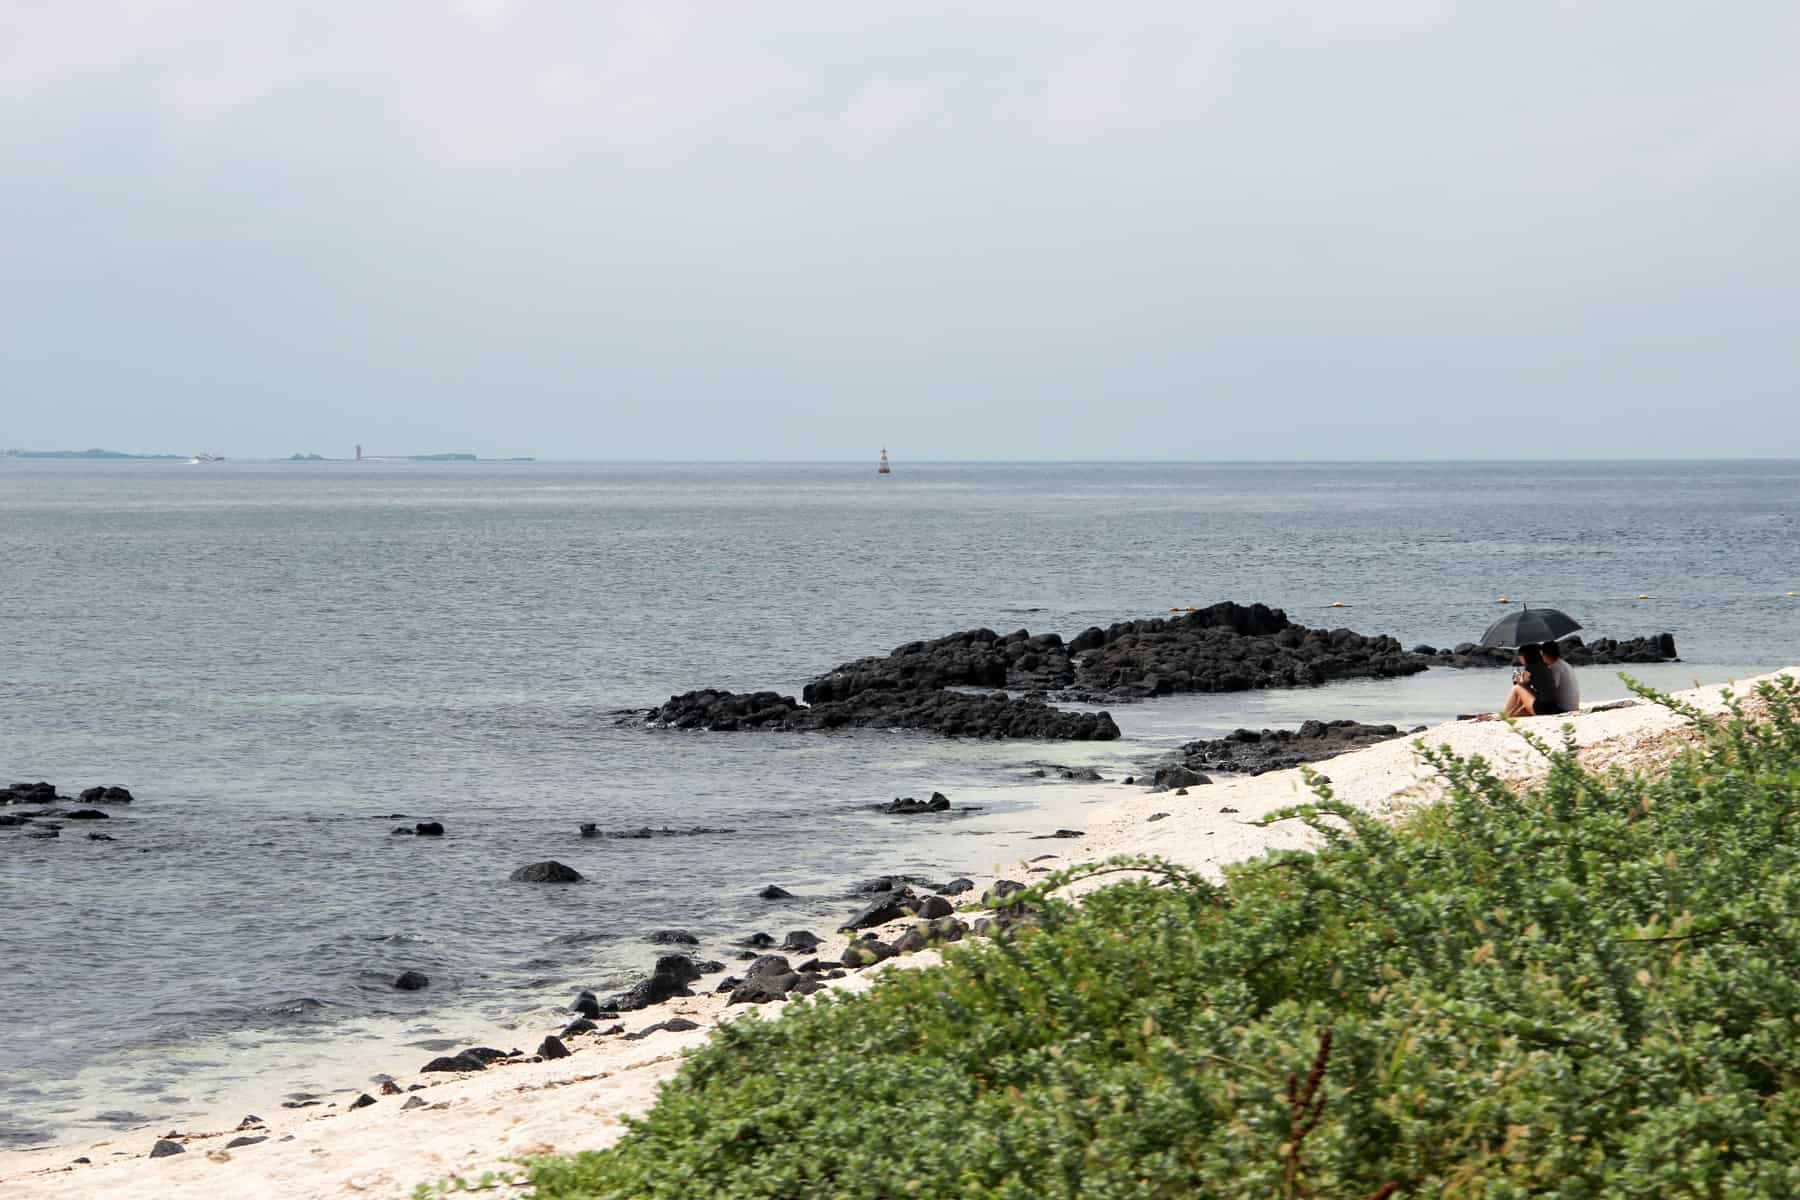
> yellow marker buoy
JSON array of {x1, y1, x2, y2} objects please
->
[
  {"x1": 1496, "y1": 596, "x2": 1510, "y2": 604},
  {"x1": 1788, "y1": 591, "x2": 1797, "y2": 598},
  {"x1": 1329, "y1": 601, "x2": 1346, "y2": 608},
  {"x1": 1637, "y1": 593, "x2": 1650, "y2": 600},
  {"x1": 1169, "y1": 607, "x2": 1182, "y2": 613}
]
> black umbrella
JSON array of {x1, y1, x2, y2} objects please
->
[{"x1": 1479, "y1": 606, "x2": 1582, "y2": 650}]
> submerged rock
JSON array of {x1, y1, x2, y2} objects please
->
[
  {"x1": 393, "y1": 971, "x2": 430, "y2": 991},
  {"x1": 758, "y1": 884, "x2": 794, "y2": 900},
  {"x1": 509, "y1": 861, "x2": 583, "y2": 883},
  {"x1": 648, "y1": 929, "x2": 699, "y2": 946},
  {"x1": 878, "y1": 793, "x2": 951, "y2": 815}
]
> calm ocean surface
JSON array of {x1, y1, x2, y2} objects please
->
[{"x1": 3, "y1": 459, "x2": 1796, "y2": 1148}]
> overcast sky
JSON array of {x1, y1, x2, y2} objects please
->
[{"x1": 3, "y1": 1, "x2": 1797, "y2": 460}]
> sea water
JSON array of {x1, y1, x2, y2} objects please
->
[{"x1": 2, "y1": 459, "x2": 1795, "y2": 1148}]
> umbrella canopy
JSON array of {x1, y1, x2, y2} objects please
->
[{"x1": 1479, "y1": 606, "x2": 1582, "y2": 649}]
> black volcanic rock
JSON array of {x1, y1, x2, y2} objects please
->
[
  {"x1": 509, "y1": 861, "x2": 583, "y2": 883},
  {"x1": 635, "y1": 602, "x2": 1675, "y2": 746},
  {"x1": 393, "y1": 971, "x2": 430, "y2": 991},
  {"x1": 1428, "y1": 633, "x2": 1677, "y2": 670},
  {"x1": 624, "y1": 1017, "x2": 701, "y2": 1040},
  {"x1": 1, "y1": 782, "x2": 59, "y2": 805},
  {"x1": 1054, "y1": 602, "x2": 1426, "y2": 701},
  {"x1": 1176, "y1": 719, "x2": 1424, "y2": 776},
  {"x1": 838, "y1": 889, "x2": 917, "y2": 932},
  {"x1": 877, "y1": 793, "x2": 951, "y2": 815},
  {"x1": 600, "y1": 955, "x2": 704, "y2": 1011},
  {"x1": 647, "y1": 687, "x2": 1118, "y2": 741},
  {"x1": 1149, "y1": 764, "x2": 1212, "y2": 792}
]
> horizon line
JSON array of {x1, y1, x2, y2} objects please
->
[{"x1": 7, "y1": 454, "x2": 1800, "y2": 466}]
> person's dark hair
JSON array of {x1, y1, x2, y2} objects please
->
[
  {"x1": 1518, "y1": 643, "x2": 1546, "y2": 666},
  {"x1": 1540, "y1": 640, "x2": 1563, "y2": 661}
]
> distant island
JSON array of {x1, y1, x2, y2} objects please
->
[
  {"x1": 5, "y1": 447, "x2": 534, "y2": 463},
  {"x1": 310, "y1": 450, "x2": 538, "y2": 463},
  {"x1": 2, "y1": 448, "x2": 185, "y2": 460}
]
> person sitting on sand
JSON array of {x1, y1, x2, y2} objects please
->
[
  {"x1": 1541, "y1": 639, "x2": 1580, "y2": 712},
  {"x1": 1496, "y1": 643, "x2": 1564, "y2": 718}
]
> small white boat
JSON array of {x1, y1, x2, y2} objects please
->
[{"x1": 187, "y1": 452, "x2": 225, "y2": 464}]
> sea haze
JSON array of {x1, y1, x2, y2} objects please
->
[{"x1": 2, "y1": 459, "x2": 1795, "y2": 1148}]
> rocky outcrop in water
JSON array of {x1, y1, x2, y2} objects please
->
[
  {"x1": 646, "y1": 687, "x2": 1119, "y2": 740},
  {"x1": 878, "y1": 792, "x2": 951, "y2": 815},
  {"x1": 509, "y1": 861, "x2": 584, "y2": 883},
  {"x1": 1418, "y1": 633, "x2": 1678, "y2": 669},
  {"x1": 639, "y1": 604, "x2": 1681, "y2": 743},
  {"x1": 1173, "y1": 719, "x2": 1425, "y2": 776},
  {"x1": 808, "y1": 603, "x2": 1426, "y2": 706},
  {"x1": 1, "y1": 782, "x2": 60, "y2": 805}
]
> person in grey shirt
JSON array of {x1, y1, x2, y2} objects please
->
[{"x1": 1540, "y1": 641, "x2": 1580, "y2": 712}]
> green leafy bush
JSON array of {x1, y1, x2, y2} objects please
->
[{"x1": 524, "y1": 679, "x2": 1800, "y2": 1199}]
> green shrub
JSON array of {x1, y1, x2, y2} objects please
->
[{"x1": 522, "y1": 678, "x2": 1800, "y2": 1199}]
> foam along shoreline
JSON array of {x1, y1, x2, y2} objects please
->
[{"x1": 5, "y1": 670, "x2": 1791, "y2": 1200}]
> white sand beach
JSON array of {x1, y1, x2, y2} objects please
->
[{"x1": 5, "y1": 670, "x2": 1789, "y2": 1200}]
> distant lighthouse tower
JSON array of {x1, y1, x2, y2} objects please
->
[
  {"x1": 877, "y1": 447, "x2": 891, "y2": 475},
  {"x1": 355, "y1": 444, "x2": 363, "y2": 462}
]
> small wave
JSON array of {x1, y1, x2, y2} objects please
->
[{"x1": 550, "y1": 930, "x2": 608, "y2": 946}]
